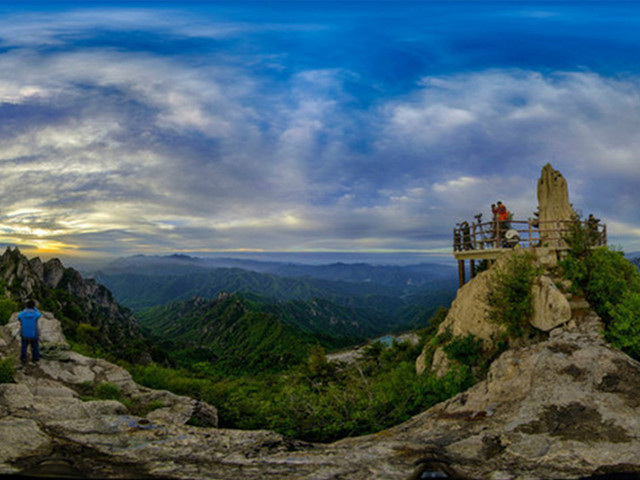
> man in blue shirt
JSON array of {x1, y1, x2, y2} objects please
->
[{"x1": 17, "y1": 300, "x2": 42, "y2": 363}]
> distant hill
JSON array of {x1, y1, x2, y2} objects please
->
[
  {"x1": 94, "y1": 255, "x2": 457, "y2": 349},
  {"x1": 93, "y1": 255, "x2": 457, "y2": 339},
  {"x1": 137, "y1": 292, "x2": 318, "y2": 374},
  {"x1": 94, "y1": 267, "x2": 409, "y2": 311},
  {"x1": 94, "y1": 254, "x2": 456, "y2": 302},
  {"x1": 96, "y1": 254, "x2": 455, "y2": 288}
]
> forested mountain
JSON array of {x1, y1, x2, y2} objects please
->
[
  {"x1": 94, "y1": 255, "x2": 457, "y2": 338},
  {"x1": 139, "y1": 291, "x2": 403, "y2": 360},
  {"x1": 95, "y1": 267, "x2": 406, "y2": 311},
  {"x1": 137, "y1": 293, "x2": 318, "y2": 374}
]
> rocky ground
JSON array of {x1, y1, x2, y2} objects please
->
[{"x1": 2, "y1": 306, "x2": 640, "y2": 479}]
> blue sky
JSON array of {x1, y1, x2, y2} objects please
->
[{"x1": 1, "y1": 1, "x2": 640, "y2": 262}]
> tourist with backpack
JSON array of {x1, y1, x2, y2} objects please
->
[{"x1": 18, "y1": 300, "x2": 42, "y2": 364}]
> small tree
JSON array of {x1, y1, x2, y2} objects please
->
[
  {"x1": 0, "y1": 299, "x2": 18, "y2": 325},
  {"x1": 487, "y1": 252, "x2": 537, "y2": 338},
  {"x1": 76, "y1": 323, "x2": 100, "y2": 353}
]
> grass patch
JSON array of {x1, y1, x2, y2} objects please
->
[{"x1": 0, "y1": 357, "x2": 14, "y2": 383}]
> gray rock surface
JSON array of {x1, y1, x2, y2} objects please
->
[
  {"x1": 2, "y1": 304, "x2": 640, "y2": 478},
  {"x1": 0, "y1": 313, "x2": 219, "y2": 476}
]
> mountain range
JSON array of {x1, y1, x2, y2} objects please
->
[{"x1": 93, "y1": 254, "x2": 457, "y2": 348}]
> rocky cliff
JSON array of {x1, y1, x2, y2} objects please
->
[
  {"x1": 0, "y1": 247, "x2": 147, "y2": 360},
  {"x1": 2, "y1": 298, "x2": 640, "y2": 479},
  {"x1": 417, "y1": 250, "x2": 573, "y2": 376}
]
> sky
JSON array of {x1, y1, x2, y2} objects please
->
[{"x1": 1, "y1": 1, "x2": 640, "y2": 265}]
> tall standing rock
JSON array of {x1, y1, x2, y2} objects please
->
[{"x1": 537, "y1": 163, "x2": 576, "y2": 246}]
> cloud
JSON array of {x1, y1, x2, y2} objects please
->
[
  {"x1": 0, "y1": 8, "x2": 249, "y2": 47},
  {"x1": 0, "y1": 7, "x2": 639, "y2": 258}
]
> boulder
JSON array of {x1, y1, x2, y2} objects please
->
[
  {"x1": 530, "y1": 275, "x2": 572, "y2": 331},
  {"x1": 0, "y1": 417, "x2": 51, "y2": 471}
]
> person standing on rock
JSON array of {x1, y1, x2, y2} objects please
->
[{"x1": 18, "y1": 300, "x2": 42, "y2": 364}]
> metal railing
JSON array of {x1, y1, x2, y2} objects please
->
[{"x1": 453, "y1": 218, "x2": 607, "y2": 252}]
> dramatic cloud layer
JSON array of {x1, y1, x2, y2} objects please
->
[{"x1": 0, "y1": 2, "x2": 639, "y2": 261}]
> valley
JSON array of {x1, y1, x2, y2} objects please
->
[{"x1": 92, "y1": 254, "x2": 457, "y2": 367}]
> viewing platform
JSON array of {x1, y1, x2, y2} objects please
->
[{"x1": 452, "y1": 217, "x2": 606, "y2": 286}]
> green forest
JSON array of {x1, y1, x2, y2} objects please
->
[{"x1": 126, "y1": 306, "x2": 475, "y2": 443}]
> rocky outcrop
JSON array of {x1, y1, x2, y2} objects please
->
[
  {"x1": 0, "y1": 247, "x2": 145, "y2": 358},
  {"x1": 537, "y1": 163, "x2": 576, "y2": 247},
  {"x1": 3, "y1": 307, "x2": 640, "y2": 479},
  {"x1": 531, "y1": 275, "x2": 572, "y2": 331},
  {"x1": 398, "y1": 313, "x2": 640, "y2": 479},
  {"x1": 418, "y1": 261, "x2": 505, "y2": 376},
  {"x1": 0, "y1": 312, "x2": 220, "y2": 477},
  {"x1": 417, "y1": 250, "x2": 578, "y2": 376}
]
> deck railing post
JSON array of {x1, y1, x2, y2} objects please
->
[
  {"x1": 472, "y1": 223, "x2": 477, "y2": 250},
  {"x1": 528, "y1": 218, "x2": 533, "y2": 251},
  {"x1": 458, "y1": 260, "x2": 466, "y2": 287}
]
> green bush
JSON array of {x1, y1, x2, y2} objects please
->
[
  {"x1": 561, "y1": 226, "x2": 640, "y2": 361},
  {"x1": 605, "y1": 291, "x2": 640, "y2": 359},
  {"x1": 94, "y1": 382, "x2": 122, "y2": 400},
  {"x1": 0, "y1": 357, "x2": 14, "y2": 383},
  {"x1": 487, "y1": 252, "x2": 537, "y2": 337},
  {"x1": 584, "y1": 249, "x2": 640, "y2": 315},
  {"x1": 443, "y1": 334, "x2": 483, "y2": 367},
  {"x1": 0, "y1": 299, "x2": 18, "y2": 325}
]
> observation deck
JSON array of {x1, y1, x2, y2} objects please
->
[{"x1": 452, "y1": 218, "x2": 606, "y2": 286}]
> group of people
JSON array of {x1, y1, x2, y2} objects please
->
[{"x1": 454, "y1": 201, "x2": 512, "y2": 251}]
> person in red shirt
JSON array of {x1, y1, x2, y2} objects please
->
[
  {"x1": 496, "y1": 201, "x2": 508, "y2": 221},
  {"x1": 495, "y1": 201, "x2": 510, "y2": 246}
]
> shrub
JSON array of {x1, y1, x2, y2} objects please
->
[
  {"x1": 605, "y1": 291, "x2": 640, "y2": 359},
  {"x1": 443, "y1": 334, "x2": 483, "y2": 367},
  {"x1": 487, "y1": 252, "x2": 537, "y2": 337},
  {"x1": 94, "y1": 382, "x2": 122, "y2": 400},
  {"x1": 0, "y1": 299, "x2": 18, "y2": 325},
  {"x1": 75, "y1": 323, "x2": 102, "y2": 354},
  {"x1": 561, "y1": 226, "x2": 640, "y2": 361},
  {"x1": 0, "y1": 357, "x2": 14, "y2": 383},
  {"x1": 584, "y1": 248, "x2": 640, "y2": 315}
]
